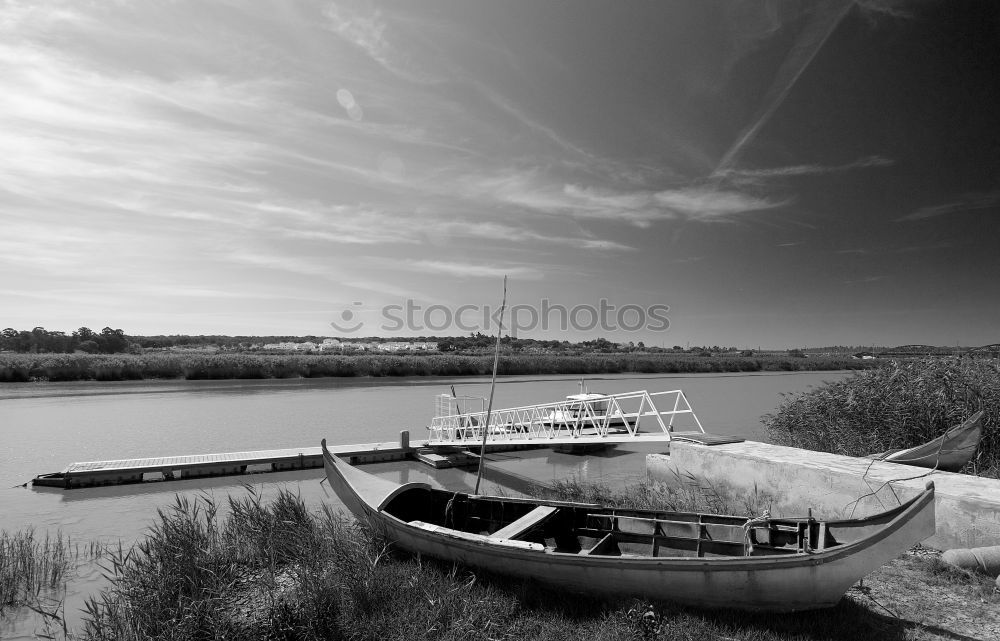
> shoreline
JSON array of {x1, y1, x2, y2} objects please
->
[{"x1": 0, "y1": 351, "x2": 874, "y2": 383}]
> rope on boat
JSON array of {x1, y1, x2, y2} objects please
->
[
  {"x1": 444, "y1": 491, "x2": 459, "y2": 528},
  {"x1": 849, "y1": 410, "x2": 982, "y2": 517},
  {"x1": 742, "y1": 509, "x2": 771, "y2": 556},
  {"x1": 847, "y1": 454, "x2": 940, "y2": 518}
]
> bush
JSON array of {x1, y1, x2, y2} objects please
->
[{"x1": 763, "y1": 358, "x2": 1000, "y2": 476}]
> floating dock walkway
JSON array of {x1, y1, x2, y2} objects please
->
[{"x1": 34, "y1": 432, "x2": 415, "y2": 489}]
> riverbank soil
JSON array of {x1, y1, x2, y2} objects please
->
[{"x1": 845, "y1": 547, "x2": 1000, "y2": 640}]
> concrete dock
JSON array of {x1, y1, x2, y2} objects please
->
[{"x1": 649, "y1": 440, "x2": 1000, "y2": 550}]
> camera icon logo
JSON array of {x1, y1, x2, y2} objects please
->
[{"x1": 329, "y1": 301, "x2": 364, "y2": 333}]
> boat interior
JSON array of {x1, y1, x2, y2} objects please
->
[{"x1": 381, "y1": 485, "x2": 900, "y2": 558}]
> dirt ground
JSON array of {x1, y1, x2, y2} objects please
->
[{"x1": 844, "y1": 547, "x2": 1000, "y2": 641}]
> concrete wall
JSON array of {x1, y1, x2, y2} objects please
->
[{"x1": 648, "y1": 441, "x2": 1000, "y2": 550}]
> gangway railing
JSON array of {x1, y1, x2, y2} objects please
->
[{"x1": 426, "y1": 389, "x2": 703, "y2": 447}]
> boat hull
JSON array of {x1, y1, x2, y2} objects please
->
[
  {"x1": 355, "y1": 510, "x2": 932, "y2": 610},
  {"x1": 321, "y1": 440, "x2": 935, "y2": 612}
]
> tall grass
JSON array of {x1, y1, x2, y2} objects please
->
[
  {"x1": 80, "y1": 486, "x2": 925, "y2": 641},
  {"x1": 0, "y1": 351, "x2": 870, "y2": 382},
  {"x1": 0, "y1": 528, "x2": 95, "y2": 612},
  {"x1": 82, "y1": 490, "x2": 325, "y2": 640},
  {"x1": 763, "y1": 358, "x2": 1000, "y2": 476}
]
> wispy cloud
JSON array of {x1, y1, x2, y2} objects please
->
[
  {"x1": 896, "y1": 191, "x2": 1000, "y2": 221},
  {"x1": 322, "y1": 1, "x2": 444, "y2": 84},
  {"x1": 716, "y1": 2, "x2": 855, "y2": 171},
  {"x1": 463, "y1": 171, "x2": 786, "y2": 226},
  {"x1": 716, "y1": 156, "x2": 893, "y2": 185},
  {"x1": 405, "y1": 260, "x2": 542, "y2": 280},
  {"x1": 855, "y1": 0, "x2": 914, "y2": 21},
  {"x1": 843, "y1": 275, "x2": 885, "y2": 284},
  {"x1": 473, "y1": 81, "x2": 598, "y2": 165},
  {"x1": 650, "y1": 187, "x2": 785, "y2": 222},
  {"x1": 220, "y1": 251, "x2": 337, "y2": 279},
  {"x1": 431, "y1": 219, "x2": 636, "y2": 251}
]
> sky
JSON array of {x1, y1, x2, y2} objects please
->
[{"x1": 1, "y1": 0, "x2": 998, "y2": 348}]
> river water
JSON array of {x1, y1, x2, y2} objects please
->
[{"x1": 0, "y1": 370, "x2": 849, "y2": 637}]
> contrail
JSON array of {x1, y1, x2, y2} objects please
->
[{"x1": 715, "y1": 1, "x2": 855, "y2": 173}]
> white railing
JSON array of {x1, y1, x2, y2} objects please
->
[{"x1": 426, "y1": 389, "x2": 703, "y2": 446}]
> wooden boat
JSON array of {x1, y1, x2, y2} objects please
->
[
  {"x1": 321, "y1": 439, "x2": 935, "y2": 611},
  {"x1": 870, "y1": 411, "x2": 984, "y2": 472}
]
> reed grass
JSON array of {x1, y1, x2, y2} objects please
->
[
  {"x1": 78, "y1": 485, "x2": 922, "y2": 641},
  {"x1": 763, "y1": 357, "x2": 1000, "y2": 476},
  {"x1": 0, "y1": 351, "x2": 869, "y2": 382},
  {"x1": 0, "y1": 528, "x2": 99, "y2": 613}
]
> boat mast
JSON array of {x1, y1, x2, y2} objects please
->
[{"x1": 474, "y1": 275, "x2": 507, "y2": 495}]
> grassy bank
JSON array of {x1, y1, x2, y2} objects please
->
[
  {"x1": 72, "y1": 485, "x2": 998, "y2": 641},
  {"x1": 0, "y1": 351, "x2": 871, "y2": 382},
  {"x1": 763, "y1": 358, "x2": 1000, "y2": 477}
]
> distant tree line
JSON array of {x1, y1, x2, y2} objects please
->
[
  {"x1": 0, "y1": 327, "x2": 766, "y2": 356},
  {"x1": 9, "y1": 326, "x2": 942, "y2": 358},
  {"x1": 0, "y1": 327, "x2": 130, "y2": 354}
]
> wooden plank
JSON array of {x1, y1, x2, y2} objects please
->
[
  {"x1": 581, "y1": 532, "x2": 619, "y2": 556},
  {"x1": 408, "y1": 521, "x2": 544, "y2": 551},
  {"x1": 489, "y1": 505, "x2": 558, "y2": 540}
]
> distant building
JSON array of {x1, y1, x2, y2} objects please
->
[
  {"x1": 369, "y1": 341, "x2": 438, "y2": 352},
  {"x1": 259, "y1": 339, "x2": 437, "y2": 353},
  {"x1": 261, "y1": 341, "x2": 317, "y2": 351}
]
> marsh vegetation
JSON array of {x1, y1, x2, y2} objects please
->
[
  {"x1": 0, "y1": 351, "x2": 870, "y2": 382},
  {"x1": 764, "y1": 358, "x2": 1000, "y2": 477}
]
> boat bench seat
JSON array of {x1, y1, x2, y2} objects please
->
[
  {"x1": 489, "y1": 505, "x2": 558, "y2": 540},
  {"x1": 409, "y1": 521, "x2": 544, "y2": 551}
]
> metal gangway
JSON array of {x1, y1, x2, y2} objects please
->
[{"x1": 426, "y1": 389, "x2": 704, "y2": 447}]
